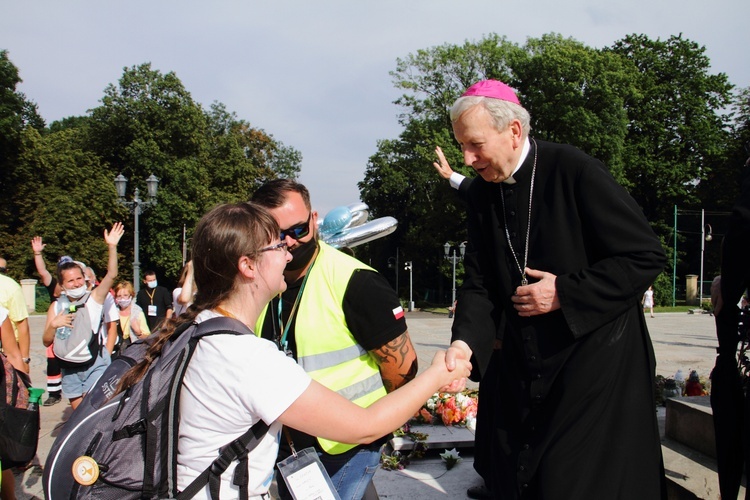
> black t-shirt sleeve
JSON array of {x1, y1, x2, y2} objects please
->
[
  {"x1": 342, "y1": 269, "x2": 407, "y2": 351},
  {"x1": 45, "y1": 277, "x2": 57, "y2": 302}
]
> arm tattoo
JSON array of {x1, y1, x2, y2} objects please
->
[{"x1": 373, "y1": 332, "x2": 416, "y2": 392}]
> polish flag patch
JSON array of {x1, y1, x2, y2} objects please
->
[{"x1": 392, "y1": 306, "x2": 404, "y2": 320}]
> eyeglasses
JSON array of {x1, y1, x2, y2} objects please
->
[
  {"x1": 279, "y1": 213, "x2": 312, "y2": 241},
  {"x1": 260, "y1": 241, "x2": 288, "y2": 253}
]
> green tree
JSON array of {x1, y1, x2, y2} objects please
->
[
  {"x1": 609, "y1": 34, "x2": 733, "y2": 223},
  {"x1": 512, "y1": 34, "x2": 636, "y2": 185},
  {"x1": 0, "y1": 49, "x2": 45, "y2": 262},
  {"x1": 81, "y1": 64, "x2": 302, "y2": 281},
  {"x1": 5, "y1": 127, "x2": 122, "y2": 279}
]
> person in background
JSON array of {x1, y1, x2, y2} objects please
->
[
  {"x1": 136, "y1": 270, "x2": 173, "y2": 332},
  {"x1": 114, "y1": 202, "x2": 471, "y2": 499},
  {"x1": 252, "y1": 180, "x2": 418, "y2": 500},
  {"x1": 643, "y1": 285, "x2": 655, "y2": 318},
  {"x1": 710, "y1": 145, "x2": 750, "y2": 499},
  {"x1": 42, "y1": 223, "x2": 124, "y2": 410},
  {"x1": 31, "y1": 237, "x2": 64, "y2": 406},
  {"x1": 1, "y1": 304, "x2": 26, "y2": 499},
  {"x1": 443, "y1": 80, "x2": 667, "y2": 498},
  {"x1": 113, "y1": 281, "x2": 150, "y2": 355},
  {"x1": 0, "y1": 258, "x2": 30, "y2": 376}
]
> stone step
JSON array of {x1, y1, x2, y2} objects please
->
[
  {"x1": 666, "y1": 396, "x2": 716, "y2": 458},
  {"x1": 662, "y1": 396, "x2": 747, "y2": 499}
]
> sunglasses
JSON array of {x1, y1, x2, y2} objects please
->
[{"x1": 280, "y1": 212, "x2": 312, "y2": 241}]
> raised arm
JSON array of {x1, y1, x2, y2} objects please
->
[
  {"x1": 279, "y1": 350, "x2": 471, "y2": 445},
  {"x1": 178, "y1": 260, "x2": 195, "y2": 305},
  {"x1": 92, "y1": 222, "x2": 124, "y2": 305},
  {"x1": 31, "y1": 236, "x2": 53, "y2": 287}
]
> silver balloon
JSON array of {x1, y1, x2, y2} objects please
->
[
  {"x1": 345, "y1": 203, "x2": 370, "y2": 229},
  {"x1": 325, "y1": 217, "x2": 398, "y2": 249}
]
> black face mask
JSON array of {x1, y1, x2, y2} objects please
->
[{"x1": 285, "y1": 238, "x2": 318, "y2": 271}]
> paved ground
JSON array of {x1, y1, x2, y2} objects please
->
[{"x1": 10, "y1": 310, "x2": 723, "y2": 498}]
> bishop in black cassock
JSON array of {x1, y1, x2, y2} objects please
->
[{"x1": 446, "y1": 80, "x2": 667, "y2": 499}]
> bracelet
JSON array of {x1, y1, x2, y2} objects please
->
[
  {"x1": 22, "y1": 357, "x2": 30, "y2": 363},
  {"x1": 34, "y1": 253, "x2": 41, "y2": 256}
]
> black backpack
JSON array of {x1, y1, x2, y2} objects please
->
[{"x1": 43, "y1": 316, "x2": 269, "y2": 499}]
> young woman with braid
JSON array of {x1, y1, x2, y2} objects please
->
[{"x1": 115, "y1": 202, "x2": 471, "y2": 499}]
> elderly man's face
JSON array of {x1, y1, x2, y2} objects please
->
[{"x1": 452, "y1": 104, "x2": 522, "y2": 183}]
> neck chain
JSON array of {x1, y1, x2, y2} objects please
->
[{"x1": 499, "y1": 138, "x2": 537, "y2": 286}]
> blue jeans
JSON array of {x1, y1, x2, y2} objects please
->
[{"x1": 325, "y1": 447, "x2": 382, "y2": 500}]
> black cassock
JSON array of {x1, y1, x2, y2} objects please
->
[{"x1": 452, "y1": 139, "x2": 667, "y2": 499}]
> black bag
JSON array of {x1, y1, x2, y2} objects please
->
[
  {"x1": 0, "y1": 352, "x2": 39, "y2": 466},
  {"x1": 43, "y1": 317, "x2": 269, "y2": 500}
]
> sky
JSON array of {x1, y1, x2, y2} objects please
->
[{"x1": 2, "y1": 0, "x2": 748, "y2": 216}]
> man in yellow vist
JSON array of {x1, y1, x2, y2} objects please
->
[{"x1": 252, "y1": 179, "x2": 417, "y2": 500}]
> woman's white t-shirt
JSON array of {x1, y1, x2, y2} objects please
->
[{"x1": 176, "y1": 310, "x2": 311, "y2": 498}]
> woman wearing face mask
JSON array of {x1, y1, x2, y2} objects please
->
[
  {"x1": 113, "y1": 281, "x2": 150, "y2": 355},
  {"x1": 42, "y1": 222, "x2": 124, "y2": 409}
]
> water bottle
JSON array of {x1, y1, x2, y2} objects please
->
[
  {"x1": 56, "y1": 305, "x2": 76, "y2": 340},
  {"x1": 27, "y1": 388, "x2": 45, "y2": 412}
]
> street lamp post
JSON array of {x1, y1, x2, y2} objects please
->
[
  {"x1": 115, "y1": 173, "x2": 159, "y2": 294},
  {"x1": 699, "y1": 208, "x2": 713, "y2": 306},
  {"x1": 444, "y1": 241, "x2": 466, "y2": 306},
  {"x1": 404, "y1": 261, "x2": 413, "y2": 312}
]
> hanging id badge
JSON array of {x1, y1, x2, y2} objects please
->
[
  {"x1": 277, "y1": 447, "x2": 341, "y2": 500},
  {"x1": 147, "y1": 304, "x2": 157, "y2": 317}
]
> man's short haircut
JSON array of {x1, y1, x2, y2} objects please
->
[
  {"x1": 450, "y1": 96, "x2": 532, "y2": 137},
  {"x1": 251, "y1": 179, "x2": 312, "y2": 211},
  {"x1": 143, "y1": 270, "x2": 157, "y2": 278}
]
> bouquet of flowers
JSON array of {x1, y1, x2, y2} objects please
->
[{"x1": 413, "y1": 389, "x2": 479, "y2": 429}]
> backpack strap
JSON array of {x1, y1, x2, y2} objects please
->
[
  {"x1": 164, "y1": 316, "x2": 258, "y2": 498},
  {"x1": 176, "y1": 419, "x2": 269, "y2": 500}
]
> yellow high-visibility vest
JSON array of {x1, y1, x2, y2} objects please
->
[{"x1": 256, "y1": 241, "x2": 387, "y2": 454}]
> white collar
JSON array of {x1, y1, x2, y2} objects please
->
[{"x1": 503, "y1": 137, "x2": 531, "y2": 185}]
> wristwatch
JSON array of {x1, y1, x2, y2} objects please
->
[{"x1": 22, "y1": 357, "x2": 30, "y2": 364}]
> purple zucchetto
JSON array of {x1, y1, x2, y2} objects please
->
[{"x1": 461, "y1": 80, "x2": 521, "y2": 105}]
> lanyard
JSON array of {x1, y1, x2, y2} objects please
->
[
  {"x1": 276, "y1": 253, "x2": 317, "y2": 355},
  {"x1": 144, "y1": 288, "x2": 156, "y2": 305}
]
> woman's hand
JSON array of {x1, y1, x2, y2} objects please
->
[
  {"x1": 429, "y1": 350, "x2": 471, "y2": 389},
  {"x1": 52, "y1": 310, "x2": 74, "y2": 329},
  {"x1": 31, "y1": 236, "x2": 45, "y2": 253},
  {"x1": 104, "y1": 222, "x2": 125, "y2": 246}
]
